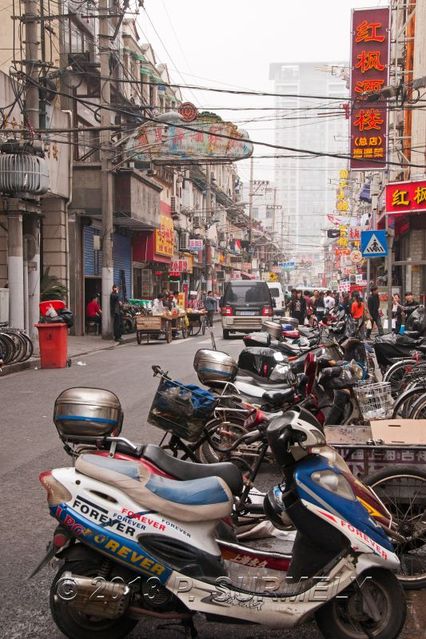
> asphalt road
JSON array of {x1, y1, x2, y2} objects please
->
[{"x1": 0, "y1": 328, "x2": 412, "y2": 638}]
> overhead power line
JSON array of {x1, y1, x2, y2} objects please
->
[{"x1": 7, "y1": 73, "x2": 426, "y2": 170}]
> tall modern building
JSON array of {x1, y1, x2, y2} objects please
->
[{"x1": 269, "y1": 62, "x2": 349, "y2": 278}]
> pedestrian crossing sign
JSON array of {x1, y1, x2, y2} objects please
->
[{"x1": 361, "y1": 230, "x2": 388, "y2": 258}]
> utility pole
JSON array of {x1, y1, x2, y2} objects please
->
[
  {"x1": 99, "y1": 0, "x2": 114, "y2": 339},
  {"x1": 272, "y1": 187, "x2": 277, "y2": 237},
  {"x1": 22, "y1": 0, "x2": 40, "y2": 336},
  {"x1": 248, "y1": 156, "x2": 254, "y2": 249},
  {"x1": 205, "y1": 165, "x2": 213, "y2": 291}
]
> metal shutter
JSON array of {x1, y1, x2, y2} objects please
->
[{"x1": 113, "y1": 233, "x2": 132, "y2": 300}]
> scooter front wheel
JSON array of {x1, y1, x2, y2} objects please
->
[
  {"x1": 315, "y1": 568, "x2": 406, "y2": 639},
  {"x1": 50, "y1": 560, "x2": 138, "y2": 639}
]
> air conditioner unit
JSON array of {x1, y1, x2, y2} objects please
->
[
  {"x1": 192, "y1": 216, "x2": 202, "y2": 230},
  {"x1": 179, "y1": 231, "x2": 190, "y2": 251},
  {"x1": 171, "y1": 196, "x2": 180, "y2": 214}
]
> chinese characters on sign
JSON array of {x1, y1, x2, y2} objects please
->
[
  {"x1": 169, "y1": 257, "x2": 193, "y2": 274},
  {"x1": 385, "y1": 180, "x2": 426, "y2": 215},
  {"x1": 155, "y1": 215, "x2": 174, "y2": 257},
  {"x1": 350, "y1": 8, "x2": 390, "y2": 169},
  {"x1": 188, "y1": 238, "x2": 204, "y2": 251},
  {"x1": 127, "y1": 116, "x2": 253, "y2": 163}
]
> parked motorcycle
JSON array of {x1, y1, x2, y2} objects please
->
[{"x1": 36, "y1": 409, "x2": 405, "y2": 639}]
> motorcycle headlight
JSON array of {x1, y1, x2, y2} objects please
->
[
  {"x1": 269, "y1": 363, "x2": 291, "y2": 381},
  {"x1": 311, "y1": 470, "x2": 356, "y2": 501},
  {"x1": 273, "y1": 351, "x2": 285, "y2": 362}
]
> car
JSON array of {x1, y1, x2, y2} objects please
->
[
  {"x1": 267, "y1": 281, "x2": 285, "y2": 312},
  {"x1": 221, "y1": 280, "x2": 273, "y2": 339}
]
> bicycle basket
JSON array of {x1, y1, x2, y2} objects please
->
[
  {"x1": 148, "y1": 378, "x2": 217, "y2": 441},
  {"x1": 353, "y1": 382, "x2": 394, "y2": 421}
]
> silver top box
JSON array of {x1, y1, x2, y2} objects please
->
[
  {"x1": 193, "y1": 349, "x2": 238, "y2": 386},
  {"x1": 54, "y1": 387, "x2": 123, "y2": 441}
]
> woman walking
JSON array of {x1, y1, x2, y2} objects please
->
[{"x1": 350, "y1": 292, "x2": 366, "y2": 339}]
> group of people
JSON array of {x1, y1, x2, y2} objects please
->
[
  {"x1": 85, "y1": 285, "x2": 126, "y2": 343},
  {"x1": 347, "y1": 289, "x2": 418, "y2": 338},
  {"x1": 86, "y1": 287, "x2": 219, "y2": 343},
  {"x1": 285, "y1": 286, "x2": 419, "y2": 340},
  {"x1": 286, "y1": 289, "x2": 340, "y2": 325},
  {"x1": 152, "y1": 289, "x2": 217, "y2": 327}
]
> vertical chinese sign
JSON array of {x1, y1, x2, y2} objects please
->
[
  {"x1": 154, "y1": 215, "x2": 174, "y2": 257},
  {"x1": 350, "y1": 8, "x2": 390, "y2": 170}
]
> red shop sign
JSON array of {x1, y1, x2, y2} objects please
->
[
  {"x1": 385, "y1": 180, "x2": 426, "y2": 215},
  {"x1": 350, "y1": 8, "x2": 390, "y2": 170}
]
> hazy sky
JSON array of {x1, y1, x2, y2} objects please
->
[{"x1": 141, "y1": 0, "x2": 387, "y2": 182}]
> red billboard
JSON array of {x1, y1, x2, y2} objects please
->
[
  {"x1": 385, "y1": 180, "x2": 426, "y2": 215},
  {"x1": 350, "y1": 8, "x2": 390, "y2": 170}
]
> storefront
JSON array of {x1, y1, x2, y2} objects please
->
[
  {"x1": 384, "y1": 180, "x2": 426, "y2": 302},
  {"x1": 83, "y1": 224, "x2": 132, "y2": 309},
  {"x1": 168, "y1": 255, "x2": 193, "y2": 303},
  {"x1": 132, "y1": 209, "x2": 173, "y2": 298}
]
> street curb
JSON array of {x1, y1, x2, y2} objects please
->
[
  {"x1": 0, "y1": 318, "x2": 220, "y2": 377},
  {"x1": 0, "y1": 334, "x2": 136, "y2": 377}
]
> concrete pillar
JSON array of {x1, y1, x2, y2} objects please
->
[
  {"x1": 27, "y1": 216, "x2": 40, "y2": 341},
  {"x1": 7, "y1": 212, "x2": 25, "y2": 328}
]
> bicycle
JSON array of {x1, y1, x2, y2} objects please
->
[
  {"x1": 187, "y1": 312, "x2": 207, "y2": 337},
  {"x1": 365, "y1": 466, "x2": 426, "y2": 589},
  {"x1": 0, "y1": 322, "x2": 33, "y2": 365}
]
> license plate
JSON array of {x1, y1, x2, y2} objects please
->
[{"x1": 237, "y1": 311, "x2": 257, "y2": 316}]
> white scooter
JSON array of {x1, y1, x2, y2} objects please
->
[{"x1": 36, "y1": 409, "x2": 406, "y2": 639}]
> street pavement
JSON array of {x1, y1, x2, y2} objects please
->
[{"x1": 0, "y1": 327, "x2": 418, "y2": 638}]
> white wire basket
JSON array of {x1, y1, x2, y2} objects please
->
[{"x1": 353, "y1": 382, "x2": 394, "y2": 421}]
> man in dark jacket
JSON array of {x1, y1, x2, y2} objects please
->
[
  {"x1": 110, "y1": 285, "x2": 123, "y2": 342},
  {"x1": 396, "y1": 292, "x2": 419, "y2": 331},
  {"x1": 366, "y1": 285, "x2": 383, "y2": 338}
]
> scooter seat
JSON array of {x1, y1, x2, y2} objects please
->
[
  {"x1": 235, "y1": 374, "x2": 292, "y2": 390},
  {"x1": 142, "y1": 444, "x2": 243, "y2": 495},
  {"x1": 75, "y1": 454, "x2": 233, "y2": 522},
  {"x1": 262, "y1": 387, "x2": 295, "y2": 405}
]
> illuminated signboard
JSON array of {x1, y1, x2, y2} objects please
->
[
  {"x1": 350, "y1": 8, "x2": 390, "y2": 170},
  {"x1": 385, "y1": 180, "x2": 426, "y2": 215}
]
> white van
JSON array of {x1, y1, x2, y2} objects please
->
[{"x1": 267, "y1": 281, "x2": 285, "y2": 311}]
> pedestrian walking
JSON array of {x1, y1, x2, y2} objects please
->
[
  {"x1": 350, "y1": 292, "x2": 366, "y2": 339},
  {"x1": 324, "y1": 290, "x2": 336, "y2": 312},
  {"x1": 203, "y1": 290, "x2": 217, "y2": 327},
  {"x1": 304, "y1": 290, "x2": 313, "y2": 325},
  {"x1": 366, "y1": 286, "x2": 384, "y2": 338},
  {"x1": 110, "y1": 285, "x2": 123, "y2": 342},
  {"x1": 392, "y1": 293, "x2": 402, "y2": 333},
  {"x1": 312, "y1": 291, "x2": 326, "y2": 322},
  {"x1": 288, "y1": 289, "x2": 306, "y2": 325}
]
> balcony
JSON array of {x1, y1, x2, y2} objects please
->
[{"x1": 71, "y1": 164, "x2": 162, "y2": 229}]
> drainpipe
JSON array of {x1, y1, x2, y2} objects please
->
[{"x1": 62, "y1": 110, "x2": 73, "y2": 306}]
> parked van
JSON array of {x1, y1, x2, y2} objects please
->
[
  {"x1": 221, "y1": 280, "x2": 273, "y2": 339},
  {"x1": 267, "y1": 281, "x2": 285, "y2": 311}
]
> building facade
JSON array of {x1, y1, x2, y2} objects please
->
[{"x1": 269, "y1": 62, "x2": 349, "y2": 285}]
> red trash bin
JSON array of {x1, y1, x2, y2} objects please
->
[{"x1": 35, "y1": 322, "x2": 68, "y2": 368}]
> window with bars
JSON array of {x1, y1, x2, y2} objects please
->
[{"x1": 75, "y1": 120, "x2": 100, "y2": 162}]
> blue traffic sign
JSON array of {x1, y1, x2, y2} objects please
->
[
  {"x1": 279, "y1": 261, "x2": 296, "y2": 271},
  {"x1": 361, "y1": 230, "x2": 388, "y2": 258}
]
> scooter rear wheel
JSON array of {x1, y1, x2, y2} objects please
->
[
  {"x1": 315, "y1": 568, "x2": 406, "y2": 639},
  {"x1": 50, "y1": 560, "x2": 138, "y2": 639}
]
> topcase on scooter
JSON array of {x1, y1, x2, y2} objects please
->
[{"x1": 54, "y1": 387, "x2": 123, "y2": 442}]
